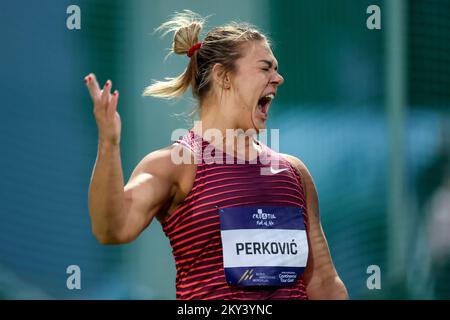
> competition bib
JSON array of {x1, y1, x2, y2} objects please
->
[{"x1": 219, "y1": 206, "x2": 308, "y2": 287}]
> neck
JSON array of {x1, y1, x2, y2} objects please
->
[{"x1": 194, "y1": 100, "x2": 258, "y2": 158}]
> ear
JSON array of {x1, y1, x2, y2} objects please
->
[{"x1": 212, "y1": 63, "x2": 231, "y2": 89}]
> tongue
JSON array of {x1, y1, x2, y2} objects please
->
[
  {"x1": 259, "y1": 102, "x2": 268, "y2": 116},
  {"x1": 258, "y1": 102, "x2": 264, "y2": 113}
]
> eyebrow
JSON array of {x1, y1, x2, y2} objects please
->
[{"x1": 258, "y1": 59, "x2": 278, "y2": 71}]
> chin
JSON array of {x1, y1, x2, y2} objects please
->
[
  {"x1": 251, "y1": 120, "x2": 266, "y2": 133},
  {"x1": 256, "y1": 123, "x2": 266, "y2": 132},
  {"x1": 251, "y1": 111, "x2": 268, "y2": 132}
]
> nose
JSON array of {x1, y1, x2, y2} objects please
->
[{"x1": 271, "y1": 72, "x2": 284, "y2": 86}]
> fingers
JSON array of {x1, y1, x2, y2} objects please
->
[
  {"x1": 84, "y1": 73, "x2": 101, "y2": 101},
  {"x1": 101, "y1": 80, "x2": 111, "y2": 105},
  {"x1": 84, "y1": 74, "x2": 119, "y2": 117},
  {"x1": 107, "y1": 90, "x2": 119, "y2": 117}
]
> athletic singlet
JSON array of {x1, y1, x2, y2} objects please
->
[{"x1": 161, "y1": 130, "x2": 309, "y2": 300}]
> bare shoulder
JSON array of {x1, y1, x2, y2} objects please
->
[
  {"x1": 130, "y1": 143, "x2": 194, "y2": 182},
  {"x1": 129, "y1": 143, "x2": 197, "y2": 210},
  {"x1": 280, "y1": 153, "x2": 308, "y2": 175},
  {"x1": 280, "y1": 153, "x2": 316, "y2": 197}
]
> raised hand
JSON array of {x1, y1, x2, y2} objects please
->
[{"x1": 85, "y1": 73, "x2": 121, "y2": 146}]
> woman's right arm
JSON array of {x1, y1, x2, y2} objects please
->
[{"x1": 85, "y1": 74, "x2": 178, "y2": 245}]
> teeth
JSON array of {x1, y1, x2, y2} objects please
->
[
  {"x1": 260, "y1": 94, "x2": 274, "y2": 101},
  {"x1": 257, "y1": 93, "x2": 275, "y2": 113}
]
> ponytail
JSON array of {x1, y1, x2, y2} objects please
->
[{"x1": 143, "y1": 10, "x2": 205, "y2": 99}]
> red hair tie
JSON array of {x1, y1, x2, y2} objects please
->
[{"x1": 187, "y1": 42, "x2": 202, "y2": 58}]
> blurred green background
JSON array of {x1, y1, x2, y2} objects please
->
[{"x1": 1, "y1": 0, "x2": 449, "y2": 299}]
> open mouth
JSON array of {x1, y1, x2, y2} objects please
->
[{"x1": 257, "y1": 94, "x2": 275, "y2": 119}]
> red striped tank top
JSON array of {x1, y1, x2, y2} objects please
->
[{"x1": 161, "y1": 130, "x2": 309, "y2": 300}]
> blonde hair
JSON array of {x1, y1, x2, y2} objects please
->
[{"x1": 143, "y1": 10, "x2": 268, "y2": 104}]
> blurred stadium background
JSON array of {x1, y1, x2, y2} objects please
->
[{"x1": 0, "y1": 0, "x2": 449, "y2": 299}]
